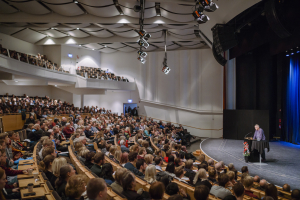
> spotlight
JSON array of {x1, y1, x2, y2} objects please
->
[
  {"x1": 133, "y1": 5, "x2": 141, "y2": 12},
  {"x1": 138, "y1": 38, "x2": 149, "y2": 49},
  {"x1": 162, "y1": 58, "x2": 171, "y2": 75},
  {"x1": 286, "y1": 51, "x2": 289, "y2": 57},
  {"x1": 138, "y1": 30, "x2": 151, "y2": 40},
  {"x1": 138, "y1": 56, "x2": 146, "y2": 64},
  {"x1": 137, "y1": 50, "x2": 147, "y2": 57},
  {"x1": 192, "y1": 7, "x2": 210, "y2": 24},
  {"x1": 198, "y1": 0, "x2": 218, "y2": 12},
  {"x1": 291, "y1": 49, "x2": 294, "y2": 55},
  {"x1": 297, "y1": 47, "x2": 300, "y2": 53}
]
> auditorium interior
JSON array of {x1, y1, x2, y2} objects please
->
[{"x1": 0, "y1": 0, "x2": 300, "y2": 200}]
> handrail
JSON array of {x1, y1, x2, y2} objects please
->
[{"x1": 139, "y1": 115, "x2": 223, "y2": 131}]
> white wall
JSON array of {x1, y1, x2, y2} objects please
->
[
  {"x1": 0, "y1": 33, "x2": 43, "y2": 55},
  {"x1": 83, "y1": 90, "x2": 140, "y2": 114},
  {"x1": 43, "y1": 45, "x2": 61, "y2": 67},
  {"x1": 61, "y1": 45, "x2": 101, "y2": 74}
]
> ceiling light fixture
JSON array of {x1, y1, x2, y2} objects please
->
[
  {"x1": 192, "y1": 7, "x2": 210, "y2": 24},
  {"x1": 197, "y1": 0, "x2": 218, "y2": 12},
  {"x1": 15, "y1": 80, "x2": 18, "y2": 82},
  {"x1": 79, "y1": 44, "x2": 82, "y2": 46},
  {"x1": 162, "y1": 30, "x2": 171, "y2": 75},
  {"x1": 55, "y1": 85, "x2": 57, "y2": 87},
  {"x1": 76, "y1": 28, "x2": 80, "y2": 30},
  {"x1": 74, "y1": 0, "x2": 78, "y2": 3},
  {"x1": 155, "y1": 3, "x2": 161, "y2": 16}
]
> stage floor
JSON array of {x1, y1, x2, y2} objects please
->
[{"x1": 200, "y1": 138, "x2": 300, "y2": 189}]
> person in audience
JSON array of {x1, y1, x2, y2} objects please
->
[
  {"x1": 154, "y1": 156, "x2": 163, "y2": 171},
  {"x1": 165, "y1": 162, "x2": 176, "y2": 178},
  {"x1": 265, "y1": 184, "x2": 278, "y2": 200},
  {"x1": 86, "y1": 178, "x2": 108, "y2": 200},
  {"x1": 253, "y1": 175, "x2": 260, "y2": 183},
  {"x1": 207, "y1": 159, "x2": 214, "y2": 167},
  {"x1": 99, "y1": 163, "x2": 115, "y2": 185},
  {"x1": 0, "y1": 168, "x2": 8, "y2": 199},
  {"x1": 42, "y1": 146, "x2": 57, "y2": 159},
  {"x1": 113, "y1": 150, "x2": 122, "y2": 164},
  {"x1": 210, "y1": 173, "x2": 232, "y2": 199},
  {"x1": 136, "y1": 159, "x2": 147, "y2": 177},
  {"x1": 39, "y1": 139, "x2": 54, "y2": 160},
  {"x1": 243, "y1": 176, "x2": 258, "y2": 198},
  {"x1": 240, "y1": 173, "x2": 248, "y2": 184},
  {"x1": 149, "y1": 182, "x2": 165, "y2": 200},
  {"x1": 111, "y1": 168, "x2": 127, "y2": 194},
  {"x1": 55, "y1": 164, "x2": 76, "y2": 198},
  {"x1": 144, "y1": 165, "x2": 157, "y2": 184},
  {"x1": 227, "y1": 171, "x2": 236, "y2": 186},
  {"x1": 138, "y1": 147, "x2": 146, "y2": 160},
  {"x1": 208, "y1": 168, "x2": 217, "y2": 184},
  {"x1": 193, "y1": 168, "x2": 212, "y2": 189},
  {"x1": 291, "y1": 189, "x2": 300, "y2": 200},
  {"x1": 175, "y1": 158, "x2": 183, "y2": 167},
  {"x1": 164, "y1": 150, "x2": 172, "y2": 163},
  {"x1": 120, "y1": 140, "x2": 130, "y2": 153},
  {"x1": 124, "y1": 152, "x2": 144, "y2": 176},
  {"x1": 282, "y1": 184, "x2": 290, "y2": 192},
  {"x1": 144, "y1": 154, "x2": 153, "y2": 165},
  {"x1": 74, "y1": 142, "x2": 83, "y2": 152},
  {"x1": 184, "y1": 159, "x2": 196, "y2": 178},
  {"x1": 199, "y1": 154, "x2": 208, "y2": 166},
  {"x1": 51, "y1": 157, "x2": 68, "y2": 187},
  {"x1": 39, "y1": 155, "x2": 56, "y2": 181},
  {"x1": 108, "y1": 145, "x2": 117, "y2": 159},
  {"x1": 175, "y1": 166, "x2": 188, "y2": 183},
  {"x1": 65, "y1": 175, "x2": 86, "y2": 200},
  {"x1": 62, "y1": 123, "x2": 74, "y2": 139},
  {"x1": 90, "y1": 152, "x2": 105, "y2": 177},
  {"x1": 121, "y1": 171, "x2": 144, "y2": 200},
  {"x1": 84, "y1": 151, "x2": 95, "y2": 169},
  {"x1": 166, "y1": 182, "x2": 189, "y2": 200},
  {"x1": 78, "y1": 148, "x2": 90, "y2": 163},
  {"x1": 256, "y1": 179, "x2": 268, "y2": 191},
  {"x1": 120, "y1": 152, "x2": 129, "y2": 166},
  {"x1": 233, "y1": 182, "x2": 244, "y2": 200},
  {"x1": 241, "y1": 166, "x2": 249, "y2": 174},
  {"x1": 194, "y1": 185, "x2": 210, "y2": 200},
  {"x1": 228, "y1": 163, "x2": 235, "y2": 171}
]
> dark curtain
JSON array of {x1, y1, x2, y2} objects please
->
[{"x1": 284, "y1": 53, "x2": 300, "y2": 144}]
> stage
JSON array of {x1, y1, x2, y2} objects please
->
[{"x1": 200, "y1": 138, "x2": 300, "y2": 189}]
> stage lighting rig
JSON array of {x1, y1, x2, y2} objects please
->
[
  {"x1": 138, "y1": 56, "x2": 146, "y2": 64},
  {"x1": 138, "y1": 38, "x2": 150, "y2": 49},
  {"x1": 162, "y1": 57, "x2": 171, "y2": 75},
  {"x1": 192, "y1": 7, "x2": 210, "y2": 24},
  {"x1": 197, "y1": 0, "x2": 218, "y2": 12},
  {"x1": 138, "y1": 50, "x2": 147, "y2": 57},
  {"x1": 138, "y1": 30, "x2": 151, "y2": 41}
]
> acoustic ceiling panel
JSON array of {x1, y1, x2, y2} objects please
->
[
  {"x1": 118, "y1": 46, "x2": 137, "y2": 52},
  {"x1": 120, "y1": 2, "x2": 156, "y2": 18},
  {"x1": 128, "y1": 24, "x2": 159, "y2": 29},
  {"x1": 65, "y1": 29, "x2": 90, "y2": 38},
  {"x1": 0, "y1": 1, "x2": 18, "y2": 14},
  {"x1": 103, "y1": 42, "x2": 126, "y2": 49},
  {"x1": 160, "y1": 3, "x2": 193, "y2": 14},
  {"x1": 79, "y1": 0, "x2": 113, "y2": 7},
  {"x1": 83, "y1": 43, "x2": 104, "y2": 50},
  {"x1": 44, "y1": 3, "x2": 84, "y2": 16},
  {"x1": 99, "y1": 48, "x2": 117, "y2": 53},
  {"x1": 97, "y1": 24, "x2": 124, "y2": 29},
  {"x1": 31, "y1": 23, "x2": 59, "y2": 28},
  {"x1": 82, "y1": 5, "x2": 120, "y2": 17},
  {"x1": 0, "y1": 27, "x2": 25, "y2": 35},
  {"x1": 12, "y1": 28, "x2": 47, "y2": 43},
  {"x1": 112, "y1": 29, "x2": 139, "y2": 38},
  {"x1": 161, "y1": 10, "x2": 194, "y2": 23},
  {"x1": 39, "y1": 29, "x2": 68, "y2": 38},
  {"x1": 9, "y1": 1, "x2": 50, "y2": 15},
  {"x1": 63, "y1": 23, "x2": 91, "y2": 28},
  {"x1": 84, "y1": 29, "x2": 114, "y2": 38},
  {"x1": 163, "y1": 24, "x2": 195, "y2": 30},
  {"x1": 144, "y1": 45, "x2": 158, "y2": 52}
]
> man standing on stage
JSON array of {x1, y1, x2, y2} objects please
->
[{"x1": 253, "y1": 124, "x2": 266, "y2": 161}]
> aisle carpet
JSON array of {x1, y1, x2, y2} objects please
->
[{"x1": 200, "y1": 138, "x2": 300, "y2": 189}]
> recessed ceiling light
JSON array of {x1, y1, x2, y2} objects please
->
[
  {"x1": 92, "y1": 49, "x2": 94, "y2": 50},
  {"x1": 76, "y1": 28, "x2": 79, "y2": 30},
  {"x1": 55, "y1": 85, "x2": 57, "y2": 87},
  {"x1": 74, "y1": 0, "x2": 78, "y2": 3},
  {"x1": 15, "y1": 80, "x2": 18, "y2": 82},
  {"x1": 51, "y1": 27, "x2": 54, "y2": 29},
  {"x1": 79, "y1": 45, "x2": 82, "y2": 46},
  {"x1": 104, "y1": 45, "x2": 107, "y2": 48}
]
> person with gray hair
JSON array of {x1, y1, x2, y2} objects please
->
[
  {"x1": 120, "y1": 140, "x2": 130, "y2": 153},
  {"x1": 252, "y1": 124, "x2": 266, "y2": 161},
  {"x1": 228, "y1": 163, "x2": 235, "y2": 171},
  {"x1": 207, "y1": 159, "x2": 214, "y2": 167}
]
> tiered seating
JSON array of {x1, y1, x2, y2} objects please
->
[
  {"x1": 0, "y1": 44, "x2": 68, "y2": 74},
  {"x1": 76, "y1": 66, "x2": 129, "y2": 82}
]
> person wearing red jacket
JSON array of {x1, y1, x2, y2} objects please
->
[{"x1": 62, "y1": 123, "x2": 74, "y2": 139}]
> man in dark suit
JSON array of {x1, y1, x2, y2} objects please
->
[
  {"x1": 184, "y1": 159, "x2": 196, "y2": 182},
  {"x1": 124, "y1": 152, "x2": 144, "y2": 177}
]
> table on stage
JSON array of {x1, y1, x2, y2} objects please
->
[{"x1": 244, "y1": 138, "x2": 270, "y2": 163}]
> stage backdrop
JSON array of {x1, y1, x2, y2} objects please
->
[{"x1": 223, "y1": 110, "x2": 269, "y2": 140}]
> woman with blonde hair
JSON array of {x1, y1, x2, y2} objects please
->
[
  {"x1": 113, "y1": 150, "x2": 122, "y2": 164},
  {"x1": 65, "y1": 175, "x2": 86, "y2": 200},
  {"x1": 144, "y1": 154, "x2": 153, "y2": 165},
  {"x1": 144, "y1": 165, "x2": 157, "y2": 184},
  {"x1": 51, "y1": 157, "x2": 68, "y2": 187},
  {"x1": 74, "y1": 142, "x2": 83, "y2": 152},
  {"x1": 193, "y1": 168, "x2": 212, "y2": 189},
  {"x1": 78, "y1": 148, "x2": 90, "y2": 163},
  {"x1": 108, "y1": 145, "x2": 117, "y2": 159}
]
